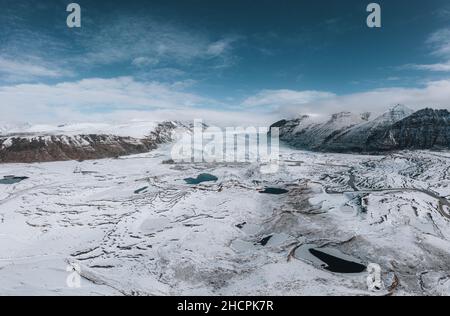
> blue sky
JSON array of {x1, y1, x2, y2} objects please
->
[{"x1": 1, "y1": 0, "x2": 450, "y2": 124}]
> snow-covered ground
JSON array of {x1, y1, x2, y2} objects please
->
[{"x1": 0, "y1": 144, "x2": 449, "y2": 296}]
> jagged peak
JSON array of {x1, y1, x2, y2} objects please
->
[
  {"x1": 408, "y1": 108, "x2": 450, "y2": 117},
  {"x1": 330, "y1": 111, "x2": 353, "y2": 120},
  {"x1": 360, "y1": 112, "x2": 371, "y2": 121},
  {"x1": 326, "y1": 112, "x2": 364, "y2": 125},
  {"x1": 388, "y1": 104, "x2": 412, "y2": 113},
  {"x1": 372, "y1": 104, "x2": 414, "y2": 124},
  {"x1": 289, "y1": 114, "x2": 311, "y2": 122}
]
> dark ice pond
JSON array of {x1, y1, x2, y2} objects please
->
[
  {"x1": 134, "y1": 186, "x2": 149, "y2": 194},
  {"x1": 258, "y1": 235, "x2": 273, "y2": 246},
  {"x1": 0, "y1": 176, "x2": 29, "y2": 184},
  {"x1": 184, "y1": 173, "x2": 218, "y2": 185},
  {"x1": 294, "y1": 244, "x2": 366, "y2": 274},
  {"x1": 259, "y1": 188, "x2": 289, "y2": 195}
]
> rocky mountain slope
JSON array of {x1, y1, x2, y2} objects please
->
[
  {"x1": 273, "y1": 105, "x2": 450, "y2": 153},
  {"x1": 0, "y1": 121, "x2": 184, "y2": 163},
  {"x1": 371, "y1": 108, "x2": 450, "y2": 151}
]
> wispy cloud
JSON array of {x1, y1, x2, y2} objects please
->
[
  {"x1": 409, "y1": 62, "x2": 450, "y2": 72},
  {"x1": 0, "y1": 56, "x2": 71, "y2": 82},
  {"x1": 206, "y1": 38, "x2": 238, "y2": 57},
  {"x1": 242, "y1": 89, "x2": 336, "y2": 109},
  {"x1": 406, "y1": 27, "x2": 450, "y2": 72},
  {"x1": 428, "y1": 27, "x2": 450, "y2": 57},
  {"x1": 434, "y1": 5, "x2": 450, "y2": 20},
  {"x1": 77, "y1": 16, "x2": 240, "y2": 71},
  {"x1": 0, "y1": 75, "x2": 279, "y2": 126},
  {"x1": 132, "y1": 57, "x2": 160, "y2": 68},
  {"x1": 0, "y1": 11, "x2": 241, "y2": 84},
  {"x1": 272, "y1": 80, "x2": 450, "y2": 118},
  {"x1": 0, "y1": 77, "x2": 219, "y2": 122},
  {"x1": 0, "y1": 13, "x2": 73, "y2": 82},
  {"x1": 2, "y1": 77, "x2": 450, "y2": 125}
]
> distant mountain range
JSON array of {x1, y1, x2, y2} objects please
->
[
  {"x1": 271, "y1": 105, "x2": 450, "y2": 153},
  {"x1": 0, "y1": 121, "x2": 185, "y2": 163},
  {"x1": 1, "y1": 105, "x2": 449, "y2": 164}
]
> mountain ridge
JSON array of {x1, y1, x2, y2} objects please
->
[
  {"x1": 0, "y1": 121, "x2": 186, "y2": 163},
  {"x1": 272, "y1": 106, "x2": 450, "y2": 153}
]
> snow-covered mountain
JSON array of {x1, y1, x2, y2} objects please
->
[
  {"x1": 271, "y1": 112, "x2": 367, "y2": 150},
  {"x1": 371, "y1": 108, "x2": 450, "y2": 151},
  {"x1": 322, "y1": 104, "x2": 415, "y2": 152},
  {"x1": 273, "y1": 105, "x2": 449, "y2": 153},
  {"x1": 0, "y1": 121, "x2": 187, "y2": 163},
  {"x1": 1, "y1": 121, "x2": 163, "y2": 138}
]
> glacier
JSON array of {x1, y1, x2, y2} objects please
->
[{"x1": 0, "y1": 140, "x2": 449, "y2": 295}]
